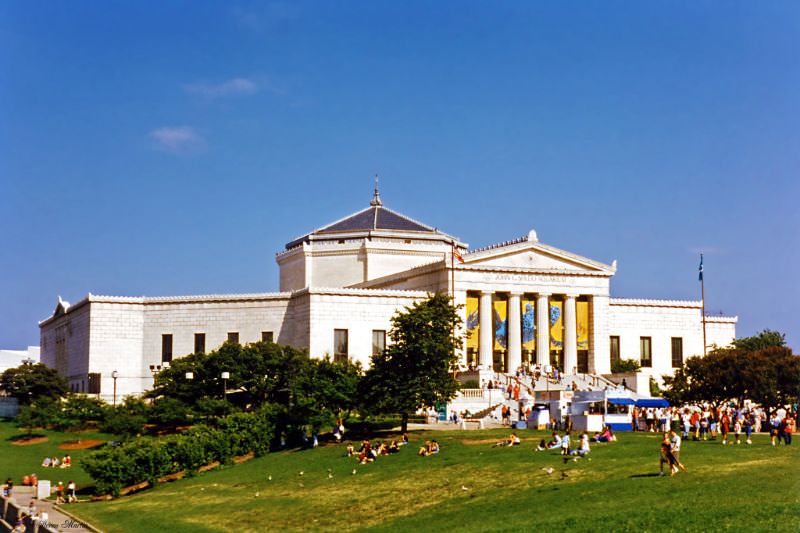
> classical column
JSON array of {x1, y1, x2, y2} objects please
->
[
  {"x1": 564, "y1": 295, "x2": 578, "y2": 375},
  {"x1": 589, "y1": 295, "x2": 610, "y2": 374},
  {"x1": 479, "y1": 291, "x2": 494, "y2": 370},
  {"x1": 507, "y1": 292, "x2": 522, "y2": 373},
  {"x1": 536, "y1": 293, "x2": 550, "y2": 367}
]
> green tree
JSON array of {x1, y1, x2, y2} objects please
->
[
  {"x1": 293, "y1": 357, "x2": 361, "y2": 433},
  {"x1": 662, "y1": 330, "x2": 798, "y2": 411},
  {"x1": 16, "y1": 399, "x2": 61, "y2": 436},
  {"x1": 731, "y1": 330, "x2": 786, "y2": 352},
  {"x1": 360, "y1": 292, "x2": 462, "y2": 433},
  {"x1": 611, "y1": 359, "x2": 641, "y2": 374},
  {"x1": 1, "y1": 363, "x2": 68, "y2": 404}
]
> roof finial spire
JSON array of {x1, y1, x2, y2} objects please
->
[{"x1": 370, "y1": 174, "x2": 383, "y2": 206}]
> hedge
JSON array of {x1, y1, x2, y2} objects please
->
[{"x1": 82, "y1": 409, "x2": 276, "y2": 497}]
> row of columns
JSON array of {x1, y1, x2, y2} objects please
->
[{"x1": 476, "y1": 291, "x2": 579, "y2": 374}]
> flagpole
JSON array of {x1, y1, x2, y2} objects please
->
[
  {"x1": 700, "y1": 253, "x2": 707, "y2": 356},
  {"x1": 450, "y1": 242, "x2": 456, "y2": 305}
]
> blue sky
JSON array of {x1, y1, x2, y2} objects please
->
[{"x1": 1, "y1": 1, "x2": 798, "y2": 350}]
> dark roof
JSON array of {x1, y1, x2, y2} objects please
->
[
  {"x1": 285, "y1": 205, "x2": 440, "y2": 249},
  {"x1": 324, "y1": 206, "x2": 433, "y2": 233}
]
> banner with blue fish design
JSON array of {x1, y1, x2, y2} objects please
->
[
  {"x1": 549, "y1": 300, "x2": 563, "y2": 350},
  {"x1": 466, "y1": 295, "x2": 479, "y2": 353},
  {"x1": 493, "y1": 297, "x2": 508, "y2": 351},
  {"x1": 521, "y1": 299, "x2": 536, "y2": 351},
  {"x1": 577, "y1": 300, "x2": 589, "y2": 350}
]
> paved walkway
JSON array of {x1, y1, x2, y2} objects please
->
[{"x1": 5, "y1": 486, "x2": 97, "y2": 533}]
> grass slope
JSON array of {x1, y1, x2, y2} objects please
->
[
  {"x1": 0, "y1": 420, "x2": 113, "y2": 490},
  {"x1": 67, "y1": 429, "x2": 799, "y2": 532}
]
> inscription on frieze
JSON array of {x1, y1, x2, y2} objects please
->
[{"x1": 493, "y1": 273, "x2": 575, "y2": 284}]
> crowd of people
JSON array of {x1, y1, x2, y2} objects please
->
[
  {"x1": 631, "y1": 404, "x2": 795, "y2": 446},
  {"x1": 346, "y1": 434, "x2": 411, "y2": 464}
]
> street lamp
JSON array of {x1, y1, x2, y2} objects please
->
[
  {"x1": 221, "y1": 371, "x2": 230, "y2": 400},
  {"x1": 111, "y1": 370, "x2": 119, "y2": 406}
]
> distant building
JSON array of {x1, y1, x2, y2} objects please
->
[
  {"x1": 39, "y1": 186, "x2": 736, "y2": 401},
  {"x1": 0, "y1": 346, "x2": 40, "y2": 373}
]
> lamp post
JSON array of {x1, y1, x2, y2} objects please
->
[
  {"x1": 111, "y1": 370, "x2": 119, "y2": 405},
  {"x1": 221, "y1": 371, "x2": 230, "y2": 400}
]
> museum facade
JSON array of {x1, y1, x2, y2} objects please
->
[{"x1": 40, "y1": 188, "x2": 737, "y2": 401}]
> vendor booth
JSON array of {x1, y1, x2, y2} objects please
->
[{"x1": 570, "y1": 390, "x2": 636, "y2": 432}]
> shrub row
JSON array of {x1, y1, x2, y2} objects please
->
[{"x1": 82, "y1": 409, "x2": 276, "y2": 497}]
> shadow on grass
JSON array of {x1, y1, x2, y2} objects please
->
[
  {"x1": 7, "y1": 433, "x2": 47, "y2": 442},
  {"x1": 628, "y1": 473, "x2": 662, "y2": 478}
]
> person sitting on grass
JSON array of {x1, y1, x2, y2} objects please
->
[
  {"x1": 346, "y1": 442, "x2": 355, "y2": 457},
  {"x1": 388, "y1": 440, "x2": 400, "y2": 454},
  {"x1": 572, "y1": 432, "x2": 591, "y2": 456},
  {"x1": 41, "y1": 457, "x2": 52, "y2": 468},
  {"x1": 418, "y1": 440, "x2": 440, "y2": 456},
  {"x1": 61, "y1": 455, "x2": 72, "y2": 468},
  {"x1": 51, "y1": 457, "x2": 60, "y2": 468},
  {"x1": 592, "y1": 426, "x2": 616, "y2": 443},
  {"x1": 493, "y1": 432, "x2": 521, "y2": 447},
  {"x1": 399, "y1": 433, "x2": 409, "y2": 446}
]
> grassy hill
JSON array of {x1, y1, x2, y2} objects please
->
[{"x1": 56, "y1": 428, "x2": 800, "y2": 532}]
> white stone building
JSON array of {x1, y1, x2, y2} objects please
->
[{"x1": 39, "y1": 188, "x2": 736, "y2": 401}]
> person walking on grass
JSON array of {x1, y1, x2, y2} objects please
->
[
  {"x1": 561, "y1": 432, "x2": 571, "y2": 456},
  {"x1": 669, "y1": 430, "x2": 687, "y2": 473},
  {"x1": 659, "y1": 433, "x2": 677, "y2": 476}
]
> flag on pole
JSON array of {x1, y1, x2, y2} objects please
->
[
  {"x1": 453, "y1": 245, "x2": 464, "y2": 263},
  {"x1": 698, "y1": 254, "x2": 703, "y2": 282}
]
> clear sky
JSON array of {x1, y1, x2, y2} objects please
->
[{"x1": 1, "y1": 2, "x2": 798, "y2": 351}]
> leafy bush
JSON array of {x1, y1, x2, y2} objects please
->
[
  {"x1": 100, "y1": 410, "x2": 146, "y2": 437},
  {"x1": 83, "y1": 408, "x2": 277, "y2": 496},
  {"x1": 611, "y1": 359, "x2": 641, "y2": 373}
]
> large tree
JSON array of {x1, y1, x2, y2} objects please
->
[
  {"x1": 360, "y1": 292, "x2": 462, "y2": 433},
  {"x1": 663, "y1": 331, "x2": 799, "y2": 410},
  {"x1": 0, "y1": 362, "x2": 68, "y2": 404}
]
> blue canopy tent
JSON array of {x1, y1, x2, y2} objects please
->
[
  {"x1": 635, "y1": 398, "x2": 670, "y2": 408},
  {"x1": 608, "y1": 398, "x2": 635, "y2": 405}
]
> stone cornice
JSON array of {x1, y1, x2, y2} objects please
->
[
  {"x1": 292, "y1": 287, "x2": 429, "y2": 298},
  {"x1": 704, "y1": 315, "x2": 738, "y2": 323},
  {"x1": 456, "y1": 264, "x2": 613, "y2": 277},
  {"x1": 609, "y1": 297, "x2": 702, "y2": 308}
]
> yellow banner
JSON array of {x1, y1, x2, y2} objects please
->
[
  {"x1": 549, "y1": 300, "x2": 563, "y2": 350},
  {"x1": 521, "y1": 298, "x2": 536, "y2": 351},
  {"x1": 493, "y1": 297, "x2": 507, "y2": 351},
  {"x1": 577, "y1": 300, "x2": 589, "y2": 350},
  {"x1": 466, "y1": 295, "x2": 479, "y2": 352}
]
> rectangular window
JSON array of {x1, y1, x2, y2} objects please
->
[
  {"x1": 162, "y1": 334, "x2": 173, "y2": 363},
  {"x1": 372, "y1": 330, "x2": 386, "y2": 356},
  {"x1": 227, "y1": 332, "x2": 239, "y2": 344},
  {"x1": 194, "y1": 333, "x2": 206, "y2": 354},
  {"x1": 640, "y1": 336, "x2": 652, "y2": 367},
  {"x1": 334, "y1": 329, "x2": 348, "y2": 362},
  {"x1": 610, "y1": 336, "x2": 620, "y2": 368},
  {"x1": 671, "y1": 337, "x2": 683, "y2": 368},
  {"x1": 262, "y1": 331, "x2": 274, "y2": 343},
  {"x1": 87, "y1": 373, "x2": 101, "y2": 394}
]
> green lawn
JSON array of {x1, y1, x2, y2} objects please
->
[
  {"x1": 0, "y1": 419, "x2": 113, "y2": 491},
  {"x1": 62, "y1": 428, "x2": 799, "y2": 532}
]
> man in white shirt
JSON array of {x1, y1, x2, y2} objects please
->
[{"x1": 669, "y1": 430, "x2": 687, "y2": 473}]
